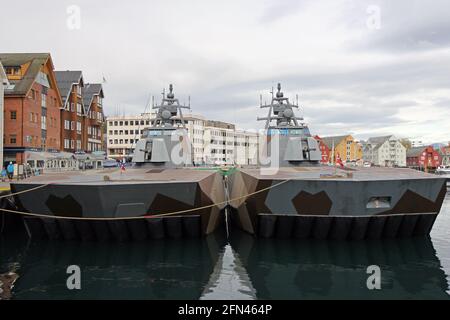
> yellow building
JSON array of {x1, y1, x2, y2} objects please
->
[{"x1": 321, "y1": 135, "x2": 362, "y2": 163}]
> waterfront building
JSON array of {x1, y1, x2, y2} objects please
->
[
  {"x1": 0, "y1": 61, "x2": 9, "y2": 167},
  {"x1": 438, "y1": 143, "x2": 450, "y2": 167},
  {"x1": 106, "y1": 113, "x2": 258, "y2": 165},
  {"x1": 406, "y1": 146, "x2": 441, "y2": 171},
  {"x1": 362, "y1": 135, "x2": 406, "y2": 167},
  {"x1": 55, "y1": 71, "x2": 87, "y2": 153},
  {"x1": 313, "y1": 135, "x2": 331, "y2": 164},
  {"x1": 0, "y1": 53, "x2": 63, "y2": 164},
  {"x1": 83, "y1": 83, "x2": 105, "y2": 152},
  {"x1": 320, "y1": 135, "x2": 362, "y2": 163}
]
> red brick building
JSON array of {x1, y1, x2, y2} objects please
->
[
  {"x1": 314, "y1": 135, "x2": 331, "y2": 164},
  {"x1": 0, "y1": 53, "x2": 62, "y2": 164},
  {"x1": 406, "y1": 146, "x2": 441, "y2": 171},
  {"x1": 83, "y1": 83, "x2": 105, "y2": 152},
  {"x1": 55, "y1": 71, "x2": 86, "y2": 152}
]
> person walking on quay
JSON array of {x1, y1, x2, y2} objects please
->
[
  {"x1": 1, "y1": 167, "x2": 7, "y2": 182},
  {"x1": 6, "y1": 162, "x2": 14, "y2": 181}
]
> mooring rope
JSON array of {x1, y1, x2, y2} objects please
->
[{"x1": 0, "y1": 179, "x2": 291, "y2": 220}]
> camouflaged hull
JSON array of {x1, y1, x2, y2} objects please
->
[
  {"x1": 10, "y1": 167, "x2": 226, "y2": 240},
  {"x1": 228, "y1": 166, "x2": 447, "y2": 239}
]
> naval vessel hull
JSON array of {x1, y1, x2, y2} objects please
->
[
  {"x1": 228, "y1": 166, "x2": 447, "y2": 239},
  {"x1": 9, "y1": 168, "x2": 226, "y2": 241}
]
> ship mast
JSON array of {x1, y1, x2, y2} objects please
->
[
  {"x1": 257, "y1": 83, "x2": 303, "y2": 129},
  {"x1": 151, "y1": 84, "x2": 190, "y2": 128}
]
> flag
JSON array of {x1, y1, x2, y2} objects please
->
[{"x1": 336, "y1": 152, "x2": 344, "y2": 168}]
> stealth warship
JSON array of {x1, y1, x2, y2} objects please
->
[
  {"x1": 228, "y1": 83, "x2": 447, "y2": 239},
  {"x1": 9, "y1": 85, "x2": 226, "y2": 240}
]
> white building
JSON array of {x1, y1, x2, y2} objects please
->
[
  {"x1": 0, "y1": 61, "x2": 9, "y2": 168},
  {"x1": 362, "y1": 135, "x2": 406, "y2": 167},
  {"x1": 106, "y1": 113, "x2": 258, "y2": 165}
]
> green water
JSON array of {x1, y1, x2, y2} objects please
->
[{"x1": 1, "y1": 193, "x2": 449, "y2": 299}]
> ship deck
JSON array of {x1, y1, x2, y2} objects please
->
[
  {"x1": 13, "y1": 167, "x2": 220, "y2": 185},
  {"x1": 239, "y1": 166, "x2": 443, "y2": 181}
]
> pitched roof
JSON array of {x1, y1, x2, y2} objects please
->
[
  {"x1": 55, "y1": 71, "x2": 83, "y2": 108},
  {"x1": 406, "y1": 146, "x2": 426, "y2": 157},
  {"x1": 320, "y1": 135, "x2": 349, "y2": 149},
  {"x1": 82, "y1": 83, "x2": 104, "y2": 113},
  {"x1": 0, "y1": 53, "x2": 52, "y2": 96}
]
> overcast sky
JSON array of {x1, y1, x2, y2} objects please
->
[{"x1": 1, "y1": 0, "x2": 449, "y2": 143}]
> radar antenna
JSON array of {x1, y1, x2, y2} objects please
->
[
  {"x1": 151, "y1": 84, "x2": 191, "y2": 128},
  {"x1": 257, "y1": 83, "x2": 303, "y2": 129}
]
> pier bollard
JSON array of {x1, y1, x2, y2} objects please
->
[
  {"x1": 294, "y1": 216, "x2": 314, "y2": 239},
  {"x1": 258, "y1": 214, "x2": 277, "y2": 238},
  {"x1": 146, "y1": 217, "x2": 165, "y2": 239},
  {"x1": 165, "y1": 216, "x2": 183, "y2": 238}
]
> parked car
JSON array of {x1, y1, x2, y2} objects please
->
[{"x1": 103, "y1": 159, "x2": 119, "y2": 168}]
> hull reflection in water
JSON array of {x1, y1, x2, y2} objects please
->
[
  {"x1": 2, "y1": 232, "x2": 226, "y2": 299},
  {"x1": 230, "y1": 230, "x2": 450, "y2": 299}
]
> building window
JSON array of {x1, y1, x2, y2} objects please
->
[
  {"x1": 71, "y1": 140, "x2": 75, "y2": 149},
  {"x1": 41, "y1": 116, "x2": 46, "y2": 130},
  {"x1": 30, "y1": 89, "x2": 36, "y2": 100},
  {"x1": 77, "y1": 103, "x2": 82, "y2": 115},
  {"x1": 10, "y1": 111, "x2": 17, "y2": 120},
  {"x1": 64, "y1": 139, "x2": 70, "y2": 149},
  {"x1": 64, "y1": 120, "x2": 70, "y2": 130},
  {"x1": 70, "y1": 103, "x2": 75, "y2": 112},
  {"x1": 77, "y1": 121, "x2": 82, "y2": 133},
  {"x1": 71, "y1": 121, "x2": 75, "y2": 130},
  {"x1": 76, "y1": 140, "x2": 81, "y2": 150},
  {"x1": 10, "y1": 135, "x2": 17, "y2": 144},
  {"x1": 41, "y1": 93, "x2": 47, "y2": 108}
]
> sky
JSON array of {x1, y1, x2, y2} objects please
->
[{"x1": 1, "y1": 0, "x2": 449, "y2": 144}]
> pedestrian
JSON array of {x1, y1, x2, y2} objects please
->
[
  {"x1": 6, "y1": 162, "x2": 14, "y2": 181},
  {"x1": 1, "y1": 167, "x2": 7, "y2": 182}
]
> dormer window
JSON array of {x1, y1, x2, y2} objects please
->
[{"x1": 5, "y1": 66, "x2": 21, "y2": 76}]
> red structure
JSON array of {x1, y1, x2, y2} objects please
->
[
  {"x1": 406, "y1": 146, "x2": 441, "y2": 171},
  {"x1": 314, "y1": 135, "x2": 331, "y2": 164}
]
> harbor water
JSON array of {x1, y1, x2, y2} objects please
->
[{"x1": 1, "y1": 192, "x2": 449, "y2": 300}]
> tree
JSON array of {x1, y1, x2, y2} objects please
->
[{"x1": 399, "y1": 138, "x2": 412, "y2": 150}]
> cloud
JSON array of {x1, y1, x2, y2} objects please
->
[{"x1": 1, "y1": 0, "x2": 449, "y2": 144}]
